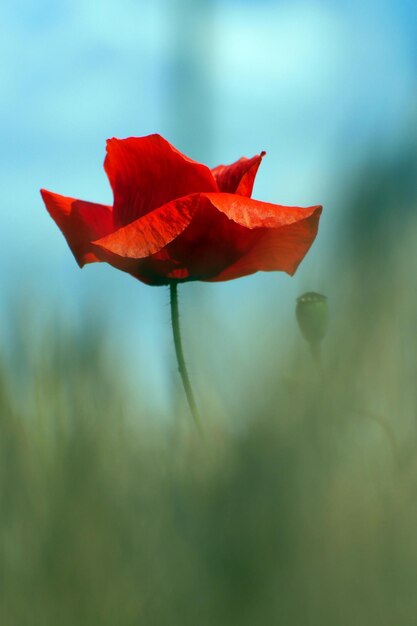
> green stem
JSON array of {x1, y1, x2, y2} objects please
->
[
  {"x1": 310, "y1": 341, "x2": 325, "y2": 385},
  {"x1": 170, "y1": 282, "x2": 201, "y2": 429}
]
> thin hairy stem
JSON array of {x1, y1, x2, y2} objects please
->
[{"x1": 170, "y1": 282, "x2": 201, "y2": 429}]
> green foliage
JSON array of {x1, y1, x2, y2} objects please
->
[{"x1": 1, "y1": 277, "x2": 417, "y2": 626}]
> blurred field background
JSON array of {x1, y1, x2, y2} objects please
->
[{"x1": 2, "y1": 0, "x2": 417, "y2": 624}]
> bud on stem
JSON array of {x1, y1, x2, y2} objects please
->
[{"x1": 296, "y1": 292, "x2": 329, "y2": 366}]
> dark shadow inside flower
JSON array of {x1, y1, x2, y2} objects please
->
[{"x1": 145, "y1": 200, "x2": 255, "y2": 282}]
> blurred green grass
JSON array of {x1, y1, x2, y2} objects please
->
[{"x1": 1, "y1": 150, "x2": 417, "y2": 625}]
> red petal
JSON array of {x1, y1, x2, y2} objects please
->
[
  {"x1": 202, "y1": 193, "x2": 322, "y2": 280},
  {"x1": 211, "y1": 151, "x2": 265, "y2": 197},
  {"x1": 91, "y1": 192, "x2": 322, "y2": 284},
  {"x1": 104, "y1": 134, "x2": 218, "y2": 227},
  {"x1": 40, "y1": 189, "x2": 113, "y2": 266},
  {"x1": 91, "y1": 193, "x2": 203, "y2": 257}
]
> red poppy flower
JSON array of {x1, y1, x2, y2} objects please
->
[{"x1": 40, "y1": 134, "x2": 322, "y2": 286}]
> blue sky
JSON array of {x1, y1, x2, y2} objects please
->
[{"x1": 1, "y1": 0, "x2": 416, "y2": 413}]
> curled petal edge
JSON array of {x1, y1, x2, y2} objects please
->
[
  {"x1": 211, "y1": 152, "x2": 266, "y2": 197},
  {"x1": 204, "y1": 192, "x2": 322, "y2": 229}
]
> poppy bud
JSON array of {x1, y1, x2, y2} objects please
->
[{"x1": 296, "y1": 292, "x2": 328, "y2": 357}]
